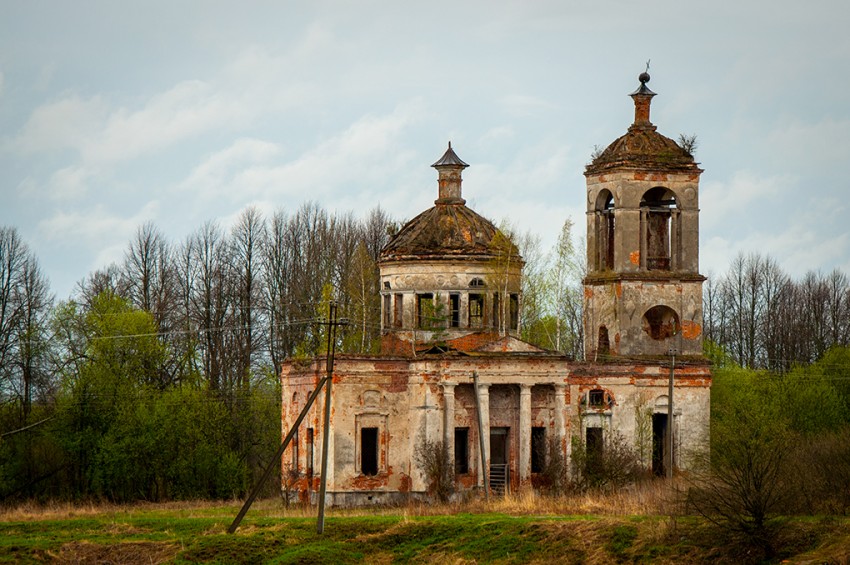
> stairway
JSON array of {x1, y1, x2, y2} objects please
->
[{"x1": 489, "y1": 463, "x2": 509, "y2": 495}]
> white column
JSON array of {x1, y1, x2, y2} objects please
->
[
  {"x1": 478, "y1": 383, "x2": 490, "y2": 488},
  {"x1": 519, "y1": 384, "x2": 532, "y2": 483},
  {"x1": 554, "y1": 384, "x2": 567, "y2": 462},
  {"x1": 442, "y1": 383, "x2": 456, "y2": 470}
]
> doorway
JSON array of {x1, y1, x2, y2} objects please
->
[{"x1": 489, "y1": 427, "x2": 510, "y2": 493}]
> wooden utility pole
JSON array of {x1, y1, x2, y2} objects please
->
[
  {"x1": 228, "y1": 375, "x2": 329, "y2": 534},
  {"x1": 317, "y1": 301, "x2": 341, "y2": 534},
  {"x1": 472, "y1": 371, "x2": 489, "y2": 502},
  {"x1": 229, "y1": 302, "x2": 345, "y2": 535},
  {"x1": 667, "y1": 347, "x2": 677, "y2": 480}
]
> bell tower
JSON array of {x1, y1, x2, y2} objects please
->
[{"x1": 583, "y1": 72, "x2": 705, "y2": 359}]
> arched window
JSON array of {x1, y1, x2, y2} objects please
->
[
  {"x1": 640, "y1": 187, "x2": 679, "y2": 271},
  {"x1": 470, "y1": 278, "x2": 486, "y2": 288},
  {"x1": 595, "y1": 190, "x2": 615, "y2": 270},
  {"x1": 642, "y1": 305, "x2": 680, "y2": 340}
]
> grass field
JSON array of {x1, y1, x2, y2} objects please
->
[{"x1": 2, "y1": 487, "x2": 849, "y2": 564}]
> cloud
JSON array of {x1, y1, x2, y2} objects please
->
[
  {"x1": 48, "y1": 165, "x2": 98, "y2": 201},
  {"x1": 499, "y1": 94, "x2": 557, "y2": 118},
  {"x1": 178, "y1": 100, "x2": 427, "y2": 205},
  {"x1": 38, "y1": 200, "x2": 160, "y2": 246},
  {"x1": 11, "y1": 94, "x2": 108, "y2": 154},
  {"x1": 700, "y1": 170, "x2": 793, "y2": 228}
]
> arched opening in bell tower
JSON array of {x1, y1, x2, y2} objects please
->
[
  {"x1": 595, "y1": 190, "x2": 615, "y2": 270},
  {"x1": 640, "y1": 187, "x2": 679, "y2": 271},
  {"x1": 641, "y1": 305, "x2": 679, "y2": 340}
]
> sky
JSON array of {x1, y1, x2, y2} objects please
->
[{"x1": 1, "y1": 1, "x2": 849, "y2": 300}]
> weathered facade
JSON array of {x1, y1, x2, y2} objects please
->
[{"x1": 281, "y1": 74, "x2": 711, "y2": 505}]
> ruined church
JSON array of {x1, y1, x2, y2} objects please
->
[{"x1": 281, "y1": 73, "x2": 711, "y2": 505}]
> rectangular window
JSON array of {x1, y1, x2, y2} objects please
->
[
  {"x1": 291, "y1": 428, "x2": 299, "y2": 470},
  {"x1": 449, "y1": 293, "x2": 460, "y2": 328},
  {"x1": 589, "y1": 389, "x2": 605, "y2": 407},
  {"x1": 454, "y1": 427, "x2": 469, "y2": 474},
  {"x1": 361, "y1": 427, "x2": 379, "y2": 476},
  {"x1": 393, "y1": 294, "x2": 403, "y2": 328},
  {"x1": 469, "y1": 293, "x2": 484, "y2": 328},
  {"x1": 306, "y1": 428, "x2": 314, "y2": 477},
  {"x1": 417, "y1": 293, "x2": 435, "y2": 329},
  {"x1": 492, "y1": 292, "x2": 501, "y2": 331},
  {"x1": 509, "y1": 294, "x2": 519, "y2": 331},
  {"x1": 531, "y1": 427, "x2": 546, "y2": 473},
  {"x1": 383, "y1": 294, "x2": 391, "y2": 327}
]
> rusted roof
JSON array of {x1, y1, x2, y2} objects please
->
[
  {"x1": 431, "y1": 142, "x2": 469, "y2": 168},
  {"x1": 586, "y1": 73, "x2": 701, "y2": 175},
  {"x1": 585, "y1": 126, "x2": 700, "y2": 175},
  {"x1": 380, "y1": 202, "x2": 519, "y2": 261}
]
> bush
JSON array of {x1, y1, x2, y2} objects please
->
[
  {"x1": 568, "y1": 432, "x2": 646, "y2": 492},
  {"x1": 414, "y1": 439, "x2": 453, "y2": 502}
]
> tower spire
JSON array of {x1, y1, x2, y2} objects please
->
[{"x1": 431, "y1": 141, "x2": 469, "y2": 204}]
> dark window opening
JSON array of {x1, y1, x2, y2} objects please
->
[
  {"x1": 469, "y1": 293, "x2": 484, "y2": 328},
  {"x1": 291, "y1": 428, "x2": 299, "y2": 470},
  {"x1": 585, "y1": 427, "x2": 603, "y2": 477},
  {"x1": 493, "y1": 292, "x2": 501, "y2": 330},
  {"x1": 470, "y1": 278, "x2": 486, "y2": 288},
  {"x1": 417, "y1": 293, "x2": 435, "y2": 329},
  {"x1": 641, "y1": 187, "x2": 676, "y2": 271},
  {"x1": 652, "y1": 413, "x2": 668, "y2": 476},
  {"x1": 597, "y1": 326, "x2": 610, "y2": 355},
  {"x1": 383, "y1": 294, "x2": 391, "y2": 327},
  {"x1": 596, "y1": 190, "x2": 615, "y2": 271},
  {"x1": 361, "y1": 427, "x2": 379, "y2": 476},
  {"x1": 393, "y1": 294, "x2": 403, "y2": 328},
  {"x1": 642, "y1": 305, "x2": 679, "y2": 340},
  {"x1": 383, "y1": 281, "x2": 391, "y2": 289},
  {"x1": 588, "y1": 389, "x2": 605, "y2": 408},
  {"x1": 509, "y1": 294, "x2": 519, "y2": 331},
  {"x1": 531, "y1": 427, "x2": 546, "y2": 473},
  {"x1": 455, "y1": 428, "x2": 469, "y2": 474},
  {"x1": 306, "y1": 428, "x2": 314, "y2": 477},
  {"x1": 449, "y1": 293, "x2": 460, "y2": 328}
]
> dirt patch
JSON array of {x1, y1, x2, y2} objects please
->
[{"x1": 56, "y1": 540, "x2": 180, "y2": 564}]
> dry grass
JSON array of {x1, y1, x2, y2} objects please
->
[{"x1": 0, "y1": 478, "x2": 682, "y2": 523}]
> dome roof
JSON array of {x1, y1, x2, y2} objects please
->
[
  {"x1": 585, "y1": 72, "x2": 701, "y2": 175},
  {"x1": 380, "y1": 202, "x2": 518, "y2": 262},
  {"x1": 585, "y1": 125, "x2": 699, "y2": 175},
  {"x1": 381, "y1": 143, "x2": 521, "y2": 263}
]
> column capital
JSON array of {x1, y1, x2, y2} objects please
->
[
  {"x1": 519, "y1": 383, "x2": 532, "y2": 395},
  {"x1": 442, "y1": 382, "x2": 457, "y2": 393}
]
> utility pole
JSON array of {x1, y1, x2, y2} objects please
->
[
  {"x1": 317, "y1": 301, "x2": 341, "y2": 534},
  {"x1": 667, "y1": 347, "x2": 677, "y2": 480},
  {"x1": 472, "y1": 371, "x2": 489, "y2": 502},
  {"x1": 228, "y1": 302, "x2": 345, "y2": 535}
]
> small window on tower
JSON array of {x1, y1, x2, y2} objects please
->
[
  {"x1": 449, "y1": 293, "x2": 460, "y2": 328},
  {"x1": 469, "y1": 294, "x2": 484, "y2": 328}
]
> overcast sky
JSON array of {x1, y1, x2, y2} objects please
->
[{"x1": 2, "y1": 1, "x2": 848, "y2": 299}]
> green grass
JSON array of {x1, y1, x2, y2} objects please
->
[{"x1": 1, "y1": 501, "x2": 848, "y2": 564}]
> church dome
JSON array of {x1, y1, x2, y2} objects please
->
[
  {"x1": 380, "y1": 143, "x2": 520, "y2": 263},
  {"x1": 585, "y1": 73, "x2": 700, "y2": 175},
  {"x1": 380, "y1": 203, "x2": 508, "y2": 261},
  {"x1": 586, "y1": 127, "x2": 698, "y2": 174}
]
